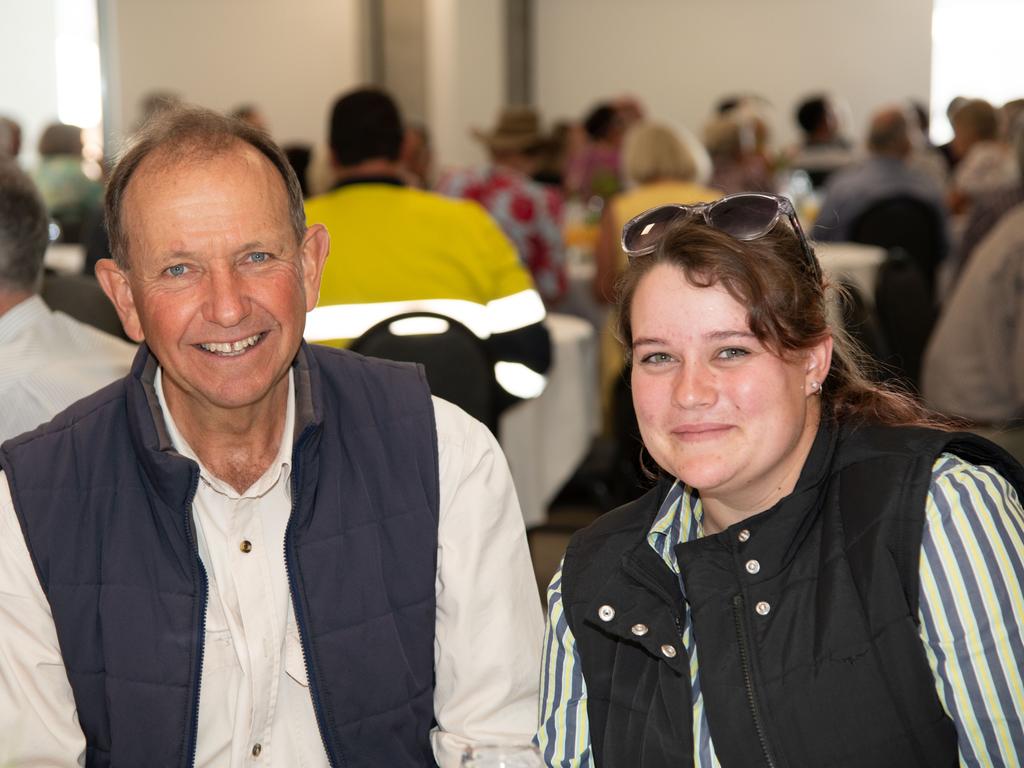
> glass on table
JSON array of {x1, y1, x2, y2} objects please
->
[{"x1": 460, "y1": 743, "x2": 544, "y2": 767}]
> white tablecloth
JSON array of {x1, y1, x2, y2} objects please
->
[
  {"x1": 815, "y1": 241, "x2": 887, "y2": 305},
  {"x1": 500, "y1": 313, "x2": 599, "y2": 528}
]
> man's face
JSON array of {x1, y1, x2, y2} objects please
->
[{"x1": 98, "y1": 143, "x2": 328, "y2": 419}]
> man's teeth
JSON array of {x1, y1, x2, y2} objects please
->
[{"x1": 200, "y1": 334, "x2": 261, "y2": 354}]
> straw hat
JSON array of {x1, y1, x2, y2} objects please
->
[{"x1": 473, "y1": 106, "x2": 544, "y2": 153}]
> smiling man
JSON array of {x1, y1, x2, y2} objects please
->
[{"x1": 0, "y1": 107, "x2": 542, "y2": 767}]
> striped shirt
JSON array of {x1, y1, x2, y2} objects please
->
[{"x1": 537, "y1": 454, "x2": 1024, "y2": 767}]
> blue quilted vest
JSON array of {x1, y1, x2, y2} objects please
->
[{"x1": 0, "y1": 342, "x2": 440, "y2": 768}]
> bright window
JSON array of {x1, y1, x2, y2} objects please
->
[{"x1": 930, "y1": 0, "x2": 1024, "y2": 144}]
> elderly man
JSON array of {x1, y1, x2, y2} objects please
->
[
  {"x1": 812, "y1": 106, "x2": 947, "y2": 245},
  {"x1": 0, "y1": 108, "x2": 543, "y2": 766},
  {"x1": 0, "y1": 160, "x2": 134, "y2": 442}
]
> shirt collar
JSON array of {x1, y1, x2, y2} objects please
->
[
  {"x1": 0, "y1": 295, "x2": 50, "y2": 344},
  {"x1": 647, "y1": 480, "x2": 704, "y2": 557},
  {"x1": 331, "y1": 175, "x2": 406, "y2": 190},
  {"x1": 154, "y1": 366, "x2": 296, "y2": 499}
]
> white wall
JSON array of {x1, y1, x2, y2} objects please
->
[
  {"x1": 0, "y1": 0, "x2": 60, "y2": 166},
  {"x1": 425, "y1": 0, "x2": 505, "y2": 171},
  {"x1": 102, "y1": 0, "x2": 365, "y2": 152},
  {"x1": 535, "y1": 0, "x2": 934, "y2": 151}
]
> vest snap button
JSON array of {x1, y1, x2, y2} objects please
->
[
  {"x1": 631, "y1": 623, "x2": 649, "y2": 636},
  {"x1": 240, "y1": 540, "x2": 253, "y2": 553},
  {"x1": 755, "y1": 601, "x2": 771, "y2": 616},
  {"x1": 738, "y1": 528, "x2": 751, "y2": 543},
  {"x1": 660, "y1": 644, "x2": 677, "y2": 658},
  {"x1": 745, "y1": 559, "x2": 760, "y2": 574},
  {"x1": 251, "y1": 742, "x2": 262, "y2": 757},
  {"x1": 598, "y1": 604, "x2": 615, "y2": 622}
]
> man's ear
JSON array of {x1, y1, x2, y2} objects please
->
[
  {"x1": 95, "y1": 258, "x2": 145, "y2": 342},
  {"x1": 300, "y1": 223, "x2": 330, "y2": 312}
]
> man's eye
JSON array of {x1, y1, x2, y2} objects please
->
[
  {"x1": 249, "y1": 252, "x2": 270, "y2": 263},
  {"x1": 166, "y1": 264, "x2": 188, "y2": 277}
]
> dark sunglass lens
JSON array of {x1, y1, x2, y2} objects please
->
[
  {"x1": 623, "y1": 206, "x2": 684, "y2": 253},
  {"x1": 708, "y1": 195, "x2": 779, "y2": 240}
]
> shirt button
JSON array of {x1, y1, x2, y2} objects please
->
[
  {"x1": 630, "y1": 623, "x2": 649, "y2": 636},
  {"x1": 240, "y1": 540, "x2": 253, "y2": 554},
  {"x1": 660, "y1": 644, "x2": 677, "y2": 658},
  {"x1": 745, "y1": 559, "x2": 760, "y2": 574},
  {"x1": 738, "y1": 529, "x2": 751, "y2": 543},
  {"x1": 597, "y1": 604, "x2": 615, "y2": 622},
  {"x1": 251, "y1": 742, "x2": 262, "y2": 757},
  {"x1": 755, "y1": 601, "x2": 771, "y2": 616}
]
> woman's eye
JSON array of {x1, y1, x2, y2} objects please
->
[
  {"x1": 717, "y1": 347, "x2": 749, "y2": 360},
  {"x1": 166, "y1": 264, "x2": 187, "y2": 277},
  {"x1": 640, "y1": 352, "x2": 673, "y2": 364}
]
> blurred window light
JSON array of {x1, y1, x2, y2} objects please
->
[
  {"x1": 930, "y1": 0, "x2": 1024, "y2": 145},
  {"x1": 54, "y1": 0, "x2": 102, "y2": 129}
]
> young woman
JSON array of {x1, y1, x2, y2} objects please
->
[{"x1": 537, "y1": 193, "x2": 1024, "y2": 767}]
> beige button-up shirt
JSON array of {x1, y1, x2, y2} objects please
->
[{"x1": 0, "y1": 369, "x2": 543, "y2": 767}]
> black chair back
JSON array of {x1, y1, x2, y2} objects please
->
[
  {"x1": 848, "y1": 195, "x2": 945, "y2": 294},
  {"x1": 41, "y1": 271, "x2": 128, "y2": 340},
  {"x1": 836, "y1": 279, "x2": 890, "y2": 374},
  {"x1": 350, "y1": 311, "x2": 498, "y2": 434},
  {"x1": 872, "y1": 251, "x2": 936, "y2": 393}
]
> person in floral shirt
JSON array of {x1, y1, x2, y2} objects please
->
[{"x1": 437, "y1": 107, "x2": 567, "y2": 305}]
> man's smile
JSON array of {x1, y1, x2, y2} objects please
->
[{"x1": 197, "y1": 332, "x2": 265, "y2": 356}]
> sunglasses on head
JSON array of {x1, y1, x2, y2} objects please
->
[{"x1": 620, "y1": 192, "x2": 821, "y2": 282}]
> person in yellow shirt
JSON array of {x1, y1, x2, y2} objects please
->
[{"x1": 304, "y1": 88, "x2": 551, "y2": 412}]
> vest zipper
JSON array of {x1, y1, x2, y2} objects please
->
[
  {"x1": 182, "y1": 469, "x2": 207, "y2": 768},
  {"x1": 283, "y1": 426, "x2": 342, "y2": 767},
  {"x1": 731, "y1": 594, "x2": 778, "y2": 768}
]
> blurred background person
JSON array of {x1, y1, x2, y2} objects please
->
[
  {"x1": 303, "y1": 87, "x2": 552, "y2": 412},
  {"x1": 532, "y1": 120, "x2": 579, "y2": 191},
  {"x1": 703, "y1": 109, "x2": 776, "y2": 195},
  {"x1": 951, "y1": 111, "x2": 1024, "y2": 279},
  {"x1": 438, "y1": 106, "x2": 567, "y2": 305},
  {"x1": 0, "y1": 117, "x2": 21, "y2": 162},
  {"x1": 923, "y1": 120, "x2": 1024, "y2": 425},
  {"x1": 399, "y1": 121, "x2": 433, "y2": 189},
  {"x1": 948, "y1": 98, "x2": 1017, "y2": 213},
  {"x1": 30, "y1": 122, "x2": 102, "y2": 244},
  {"x1": 565, "y1": 101, "x2": 627, "y2": 203},
  {"x1": 790, "y1": 93, "x2": 856, "y2": 189},
  {"x1": 813, "y1": 105, "x2": 947, "y2": 252},
  {"x1": 0, "y1": 161, "x2": 134, "y2": 442},
  {"x1": 593, "y1": 120, "x2": 719, "y2": 426}
]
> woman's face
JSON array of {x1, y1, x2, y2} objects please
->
[{"x1": 630, "y1": 264, "x2": 830, "y2": 515}]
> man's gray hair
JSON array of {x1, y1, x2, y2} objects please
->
[
  {"x1": 105, "y1": 105, "x2": 306, "y2": 269},
  {"x1": 0, "y1": 161, "x2": 49, "y2": 293},
  {"x1": 867, "y1": 108, "x2": 910, "y2": 157}
]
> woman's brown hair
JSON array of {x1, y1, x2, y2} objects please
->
[{"x1": 615, "y1": 214, "x2": 953, "y2": 429}]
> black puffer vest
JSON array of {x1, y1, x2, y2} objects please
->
[
  {"x1": 561, "y1": 422, "x2": 1024, "y2": 767},
  {"x1": 0, "y1": 342, "x2": 440, "y2": 768}
]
